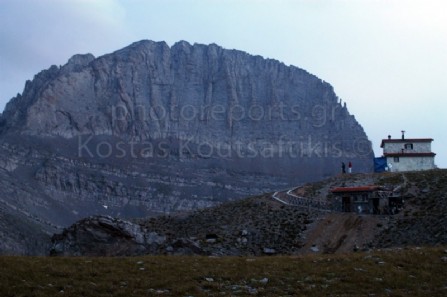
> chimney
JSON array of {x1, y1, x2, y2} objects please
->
[
  {"x1": 388, "y1": 135, "x2": 391, "y2": 140},
  {"x1": 401, "y1": 130, "x2": 405, "y2": 140}
]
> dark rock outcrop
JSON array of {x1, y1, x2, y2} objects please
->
[
  {"x1": 0, "y1": 40, "x2": 373, "y2": 254},
  {"x1": 50, "y1": 216, "x2": 165, "y2": 256}
]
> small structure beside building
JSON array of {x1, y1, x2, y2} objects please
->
[
  {"x1": 379, "y1": 131, "x2": 436, "y2": 172},
  {"x1": 331, "y1": 185, "x2": 403, "y2": 215}
]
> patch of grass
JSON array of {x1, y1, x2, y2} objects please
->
[
  {"x1": 377, "y1": 172, "x2": 405, "y2": 186},
  {"x1": 1, "y1": 246, "x2": 446, "y2": 296}
]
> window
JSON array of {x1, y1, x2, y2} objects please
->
[
  {"x1": 404, "y1": 143, "x2": 413, "y2": 150},
  {"x1": 394, "y1": 156, "x2": 400, "y2": 162},
  {"x1": 354, "y1": 194, "x2": 368, "y2": 202},
  {"x1": 362, "y1": 194, "x2": 369, "y2": 202}
]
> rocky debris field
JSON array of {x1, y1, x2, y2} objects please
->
[
  {"x1": 51, "y1": 194, "x2": 317, "y2": 256},
  {"x1": 50, "y1": 169, "x2": 447, "y2": 257},
  {"x1": 374, "y1": 170, "x2": 447, "y2": 248}
]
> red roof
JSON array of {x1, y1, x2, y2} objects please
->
[
  {"x1": 384, "y1": 152, "x2": 436, "y2": 157},
  {"x1": 380, "y1": 138, "x2": 433, "y2": 148},
  {"x1": 331, "y1": 186, "x2": 381, "y2": 193}
]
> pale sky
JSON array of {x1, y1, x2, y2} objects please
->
[{"x1": 1, "y1": 0, "x2": 446, "y2": 167}]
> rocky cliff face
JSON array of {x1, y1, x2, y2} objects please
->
[{"x1": 0, "y1": 40, "x2": 373, "y2": 254}]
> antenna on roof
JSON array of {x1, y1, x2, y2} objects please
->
[{"x1": 401, "y1": 130, "x2": 406, "y2": 140}]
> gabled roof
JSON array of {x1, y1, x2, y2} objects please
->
[
  {"x1": 380, "y1": 138, "x2": 433, "y2": 148},
  {"x1": 331, "y1": 185, "x2": 381, "y2": 193}
]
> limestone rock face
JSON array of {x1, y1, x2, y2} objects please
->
[
  {"x1": 2, "y1": 41, "x2": 371, "y2": 157},
  {"x1": 0, "y1": 40, "x2": 373, "y2": 254}
]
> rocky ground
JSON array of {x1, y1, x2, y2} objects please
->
[
  {"x1": 374, "y1": 170, "x2": 447, "y2": 247},
  {"x1": 3, "y1": 247, "x2": 447, "y2": 296},
  {"x1": 50, "y1": 169, "x2": 447, "y2": 256},
  {"x1": 50, "y1": 195, "x2": 315, "y2": 256}
]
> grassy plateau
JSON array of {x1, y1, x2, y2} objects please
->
[{"x1": 1, "y1": 246, "x2": 446, "y2": 296}]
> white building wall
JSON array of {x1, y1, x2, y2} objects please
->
[
  {"x1": 383, "y1": 142, "x2": 432, "y2": 154},
  {"x1": 413, "y1": 142, "x2": 432, "y2": 153},
  {"x1": 386, "y1": 156, "x2": 435, "y2": 172}
]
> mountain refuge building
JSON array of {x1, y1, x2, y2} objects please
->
[
  {"x1": 331, "y1": 186, "x2": 403, "y2": 214},
  {"x1": 379, "y1": 131, "x2": 436, "y2": 172}
]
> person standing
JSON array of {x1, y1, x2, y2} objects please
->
[
  {"x1": 342, "y1": 162, "x2": 346, "y2": 174},
  {"x1": 348, "y1": 161, "x2": 352, "y2": 173}
]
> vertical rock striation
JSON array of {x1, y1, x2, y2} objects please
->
[{"x1": 0, "y1": 40, "x2": 373, "y2": 254}]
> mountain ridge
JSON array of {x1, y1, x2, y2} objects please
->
[{"x1": 0, "y1": 40, "x2": 373, "y2": 254}]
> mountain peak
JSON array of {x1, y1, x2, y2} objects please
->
[
  {"x1": 0, "y1": 40, "x2": 374, "y2": 256},
  {"x1": 62, "y1": 53, "x2": 95, "y2": 73}
]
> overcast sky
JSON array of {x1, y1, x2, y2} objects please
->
[{"x1": 1, "y1": 0, "x2": 446, "y2": 167}]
